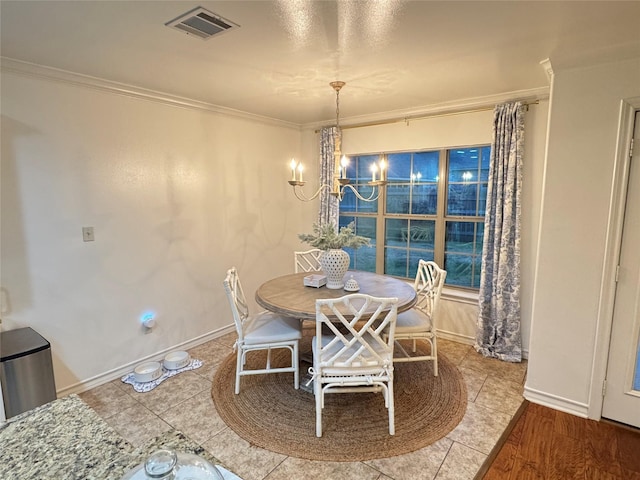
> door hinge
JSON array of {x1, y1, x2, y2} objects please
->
[
  {"x1": 602, "y1": 379, "x2": 607, "y2": 397},
  {"x1": 630, "y1": 138, "x2": 634, "y2": 158},
  {"x1": 615, "y1": 265, "x2": 620, "y2": 282}
]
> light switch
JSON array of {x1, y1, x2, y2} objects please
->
[{"x1": 82, "y1": 226, "x2": 95, "y2": 242}]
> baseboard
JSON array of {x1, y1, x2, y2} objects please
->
[
  {"x1": 437, "y1": 329, "x2": 475, "y2": 345},
  {"x1": 56, "y1": 325, "x2": 235, "y2": 397},
  {"x1": 437, "y1": 330, "x2": 529, "y2": 360},
  {"x1": 523, "y1": 386, "x2": 589, "y2": 418}
]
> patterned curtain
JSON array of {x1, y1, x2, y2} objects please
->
[
  {"x1": 318, "y1": 126, "x2": 339, "y2": 228},
  {"x1": 475, "y1": 101, "x2": 525, "y2": 362}
]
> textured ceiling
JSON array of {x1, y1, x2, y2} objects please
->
[{"x1": 1, "y1": 1, "x2": 639, "y2": 125}]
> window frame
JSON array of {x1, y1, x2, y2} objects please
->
[{"x1": 339, "y1": 144, "x2": 489, "y2": 293}]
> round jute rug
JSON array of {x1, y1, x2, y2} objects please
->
[{"x1": 211, "y1": 340, "x2": 467, "y2": 462}]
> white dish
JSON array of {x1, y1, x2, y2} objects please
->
[
  {"x1": 134, "y1": 361, "x2": 162, "y2": 383},
  {"x1": 343, "y1": 275, "x2": 360, "y2": 292},
  {"x1": 163, "y1": 350, "x2": 190, "y2": 370}
]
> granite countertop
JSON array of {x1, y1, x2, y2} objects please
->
[{"x1": 0, "y1": 395, "x2": 237, "y2": 479}]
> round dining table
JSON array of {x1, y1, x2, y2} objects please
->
[{"x1": 255, "y1": 270, "x2": 417, "y2": 320}]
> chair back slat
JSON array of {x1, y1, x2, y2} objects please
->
[
  {"x1": 223, "y1": 267, "x2": 250, "y2": 340},
  {"x1": 413, "y1": 260, "x2": 447, "y2": 323},
  {"x1": 315, "y1": 294, "x2": 398, "y2": 369},
  {"x1": 294, "y1": 249, "x2": 323, "y2": 273}
]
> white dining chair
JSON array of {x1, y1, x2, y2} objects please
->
[
  {"x1": 312, "y1": 293, "x2": 399, "y2": 437},
  {"x1": 294, "y1": 248, "x2": 323, "y2": 273},
  {"x1": 392, "y1": 260, "x2": 447, "y2": 375},
  {"x1": 223, "y1": 267, "x2": 302, "y2": 394}
]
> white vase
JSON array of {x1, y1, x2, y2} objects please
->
[{"x1": 320, "y1": 249, "x2": 350, "y2": 289}]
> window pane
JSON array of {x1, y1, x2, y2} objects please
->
[
  {"x1": 385, "y1": 218, "x2": 408, "y2": 247},
  {"x1": 339, "y1": 216, "x2": 355, "y2": 230},
  {"x1": 340, "y1": 216, "x2": 376, "y2": 243},
  {"x1": 408, "y1": 219, "x2": 435, "y2": 250},
  {"x1": 445, "y1": 220, "x2": 482, "y2": 288},
  {"x1": 385, "y1": 247, "x2": 408, "y2": 277},
  {"x1": 383, "y1": 219, "x2": 436, "y2": 280},
  {"x1": 348, "y1": 245, "x2": 376, "y2": 272},
  {"x1": 386, "y1": 184, "x2": 410, "y2": 214},
  {"x1": 341, "y1": 188, "x2": 357, "y2": 212},
  {"x1": 444, "y1": 253, "x2": 474, "y2": 287},
  {"x1": 356, "y1": 155, "x2": 380, "y2": 179},
  {"x1": 387, "y1": 153, "x2": 412, "y2": 181},
  {"x1": 412, "y1": 184, "x2": 437, "y2": 214},
  {"x1": 475, "y1": 222, "x2": 484, "y2": 253},
  {"x1": 447, "y1": 146, "x2": 488, "y2": 219},
  {"x1": 479, "y1": 183, "x2": 488, "y2": 217},
  {"x1": 354, "y1": 184, "x2": 378, "y2": 213},
  {"x1": 480, "y1": 146, "x2": 491, "y2": 181},
  {"x1": 413, "y1": 151, "x2": 440, "y2": 182},
  {"x1": 341, "y1": 216, "x2": 376, "y2": 272},
  {"x1": 343, "y1": 155, "x2": 357, "y2": 181},
  {"x1": 448, "y1": 184, "x2": 478, "y2": 216},
  {"x1": 342, "y1": 155, "x2": 379, "y2": 213},
  {"x1": 385, "y1": 218, "x2": 409, "y2": 276},
  {"x1": 449, "y1": 149, "x2": 479, "y2": 182},
  {"x1": 408, "y1": 250, "x2": 434, "y2": 280},
  {"x1": 446, "y1": 221, "x2": 476, "y2": 253},
  {"x1": 357, "y1": 216, "x2": 378, "y2": 240}
]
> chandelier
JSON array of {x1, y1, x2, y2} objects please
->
[{"x1": 287, "y1": 81, "x2": 388, "y2": 202}]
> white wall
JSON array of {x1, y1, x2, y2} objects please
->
[
  {"x1": 1, "y1": 70, "x2": 315, "y2": 394},
  {"x1": 301, "y1": 104, "x2": 549, "y2": 352},
  {"x1": 526, "y1": 57, "x2": 640, "y2": 416},
  {"x1": 1, "y1": 63, "x2": 550, "y2": 396}
]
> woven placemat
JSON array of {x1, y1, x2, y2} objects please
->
[{"x1": 212, "y1": 341, "x2": 467, "y2": 462}]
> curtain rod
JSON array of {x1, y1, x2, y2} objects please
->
[{"x1": 315, "y1": 100, "x2": 539, "y2": 133}]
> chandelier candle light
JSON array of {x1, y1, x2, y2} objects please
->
[{"x1": 288, "y1": 81, "x2": 388, "y2": 202}]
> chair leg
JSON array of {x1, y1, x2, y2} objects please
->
[
  {"x1": 293, "y1": 342, "x2": 299, "y2": 390},
  {"x1": 315, "y1": 380, "x2": 323, "y2": 437},
  {"x1": 388, "y1": 381, "x2": 395, "y2": 435},
  {"x1": 432, "y1": 337, "x2": 438, "y2": 376},
  {"x1": 235, "y1": 349, "x2": 243, "y2": 394}
]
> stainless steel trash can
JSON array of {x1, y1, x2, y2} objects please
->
[{"x1": 1, "y1": 327, "x2": 57, "y2": 418}]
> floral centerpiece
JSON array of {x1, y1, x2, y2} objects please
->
[
  {"x1": 297, "y1": 221, "x2": 371, "y2": 250},
  {"x1": 298, "y1": 222, "x2": 370, "y2": 289}
]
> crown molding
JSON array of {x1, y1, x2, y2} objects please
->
[
  {"x1": 2, "y1": 56, "x2": 550, "y2": 133},
  {"x1": 302, "y1": 85, "x2": 550, "y2": 131},
  {"x1": 0, "y1": 57, "x2": 300, "y2": 131}
]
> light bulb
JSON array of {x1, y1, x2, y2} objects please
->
[{"x1": 290, "y1": 159, "x2": 297, "y2": 181}]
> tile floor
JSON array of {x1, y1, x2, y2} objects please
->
[{"x1": 79, "y1": 333, "x2": 527, "y2": 480}]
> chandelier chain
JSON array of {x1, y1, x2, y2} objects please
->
[{"x1": 335, "y1": 88, "x2": 340, "y2": 129}]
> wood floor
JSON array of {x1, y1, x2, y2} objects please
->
[{"x1": 477, "y1": 401, "x2": 640, "y2": 480}]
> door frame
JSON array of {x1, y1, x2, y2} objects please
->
[{"x1": 589, "y1": 97, "x2": 640, "y2": 420}]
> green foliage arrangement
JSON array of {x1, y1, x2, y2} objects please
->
[{"x1": 298, "y1": 222, "x2": 371, "y2": 250}]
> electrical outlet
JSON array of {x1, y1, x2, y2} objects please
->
[{"x1": 82, "y1": 226, "x2": 95, "y2": 242}]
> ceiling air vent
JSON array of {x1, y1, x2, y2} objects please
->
[{"x1": 165, "y1": 6, "x2": 239, "y2": 40}]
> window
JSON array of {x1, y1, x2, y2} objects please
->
[{"x1": 339, "y1": 146, "x2": 490, "y2": 290}]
